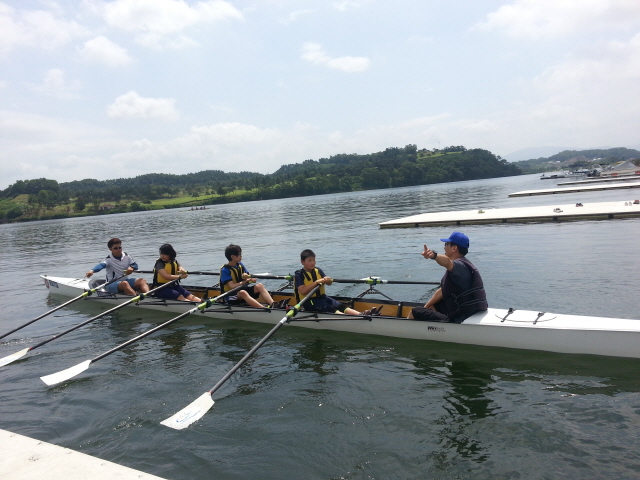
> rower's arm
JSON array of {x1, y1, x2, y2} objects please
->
[
  {"x1": 157, "y1": 269, "x2": 186, "y2": 281},
  {"x1": 433, "y1": 254, "x2": 454, "y2": 271},
  {"x1": 226, "y1": 278, "x2": 250, "y2": 289},
  {"x1": 297, "y1": 278, "x2": 325, "y2": 296},
  {"x1": 424, "y1": 288, "x2": 443, "y2": 309}
]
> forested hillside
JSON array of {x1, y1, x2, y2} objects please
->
[
  {"x1": 514, "y1": 147, "x2": 640, "y2": 174},
  {"x1": 1, "y1": 145, "x2": 521, "y2": 222}
]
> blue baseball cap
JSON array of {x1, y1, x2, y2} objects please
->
[{"x1": 440, "y1": 231, "x2": 469, "y2": 249}]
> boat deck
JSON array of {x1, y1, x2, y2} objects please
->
[
  {"x1": 0, "y1": 429, "x2": 166, "y2": 480},
  {"x1": 508, "y1": 181, "x2": 640, "y2": 197},
  {"x1": 378, "y1": 200, "x2": 640, "y2": 228}
]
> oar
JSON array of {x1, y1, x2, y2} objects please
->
[
  {"x1": 332, "y1": 277, "x2": 440, "y2": 286},
  {"x1": 138, "y1": 270, "x2": 439, "y2": 285},
  {"x1": 0, "y1": 280, "x2": 179, "y2": 368},
  {"x1": 0, "y1": 274, "x2": 131, "y2": 341},
  {"x1": 40, "y1": 283, "x2": 248, "y2": 386},
  {"x1": 242, "y1": 274, "x2": 439, "y2": 286},
  {"x1": 160, "y1": 285, "x2": 320, "y2": 430}
]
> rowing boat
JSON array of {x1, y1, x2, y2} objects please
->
[{"x1": 40, "y1": 275, "x2": 640, "y2": 359}]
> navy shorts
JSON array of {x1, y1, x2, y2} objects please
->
[
  {"x1": 154, "y1": 284, "x2": 193, "y2": 301},
  {"x1": 304, "y1": 295, "x2": 347, "y2": 314}
]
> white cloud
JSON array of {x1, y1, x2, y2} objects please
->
[
  {"x1": 332, "y1": 1, "x2": 369, "y2": 12},
  {"x1": 0, "y1": 3, "x2": 88, "y2": 55},
  {"x1": 526, "y1": 31, "x2": 640, "y2": 131},
  {"x1": 476, "y1": 0, "x2": 640, "y2": 40},
  {"x1": 107, "y1": 91, "x2": 179, "y2": 120},
  {"x1": 32, "y1": 69, "x2": 82, "y2": 99},
  {"x1": 135, "y1": 32, "x2": 200, "y2": 51},
  {"x1": 280, "y1": 9, "x2": 315, "y2": 25},
  {"x1": 96, "y1": 0, "x2": 243, "y2": 49},
  {"x1": 301, "y1": 42, "x2": 370, "y2": 73},
  {"x1": 78, "y1": 36, "x2": 134, "y2": 66}
]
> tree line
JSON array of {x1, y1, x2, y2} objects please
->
[
  {"x1": 514, "y1": 147, "x2": 640, "y2": 174},
  {"x1": 1, "y1": 145, "x2": 522, "y2": 221}
]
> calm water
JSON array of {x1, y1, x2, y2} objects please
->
[{"x1": 1, "y1": 174, "x2": 639, "y2": 480}]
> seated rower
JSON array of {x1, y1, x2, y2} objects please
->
[
  {"x1": 86, "y1": 237, "x2": 149, "y2": 295},
  {"x1": 220, "y1": 244, "x2": 282, "y2": 309},
  {"x1": 152, "y1": 244, "x2": 199, "y2": 302},
  {"x1": 295, "y1": 249, "x2": 380, "y2": 316}
]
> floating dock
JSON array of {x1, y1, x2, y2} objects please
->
[
  {"x1": 559, "y1": 175, "x2": 640, "y2": 186},
  {"x1": 508, "y1": 181, "x2": 640, "y2": 197},
  {"x1": 0, "y1": 429, "x2": 166, "y2": 480},
  {"x1": 379, "y1": 200, "x2": 640, "y2": 228}
]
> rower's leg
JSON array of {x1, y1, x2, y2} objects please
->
[
  {"x1": 134, "y1": 278, "x2": 150, "y2": 293},
  {"x1": 118, "y1": 281, "x2": 136, "y2": 295},
  {"x1": 238, "y1": 290, "x2": 264, "y2": 308},
  {"x1": 254, "y1": 283, "x2": 274, "y2": 304}
]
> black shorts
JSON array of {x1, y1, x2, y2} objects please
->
[
  {"x1": 411, "y1": 307, "x2": 450, "y2": 322},
  {"x1": 225, "y1": 285, "x2": 260, "y2": 305}
]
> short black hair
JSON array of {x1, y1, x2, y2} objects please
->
[
  {"x1": 457, "y1": 245, "x2": 468, "y2": 256},
  {"x1": 108, "y1": 238, "x2": 121, "y2": 249},
  {"x1": 225, "y1": 244, "x2": 242, "y2": 261},
  {"x1": 159, "y1": 243, "x2": 177, "y2": 261},
  {"x1": 300, "y1": 249, "x2": 315, "y2": 261}
]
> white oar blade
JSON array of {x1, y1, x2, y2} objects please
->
[
  {"x1": 160, "y1": 392, "x2": 214, "y2": 430},
  {"x1": 40, "y1": 359, "x2": 92, "y2": 386},
  {"x1": 0, "y1": 348, "x2": 30, "y2": 367}
]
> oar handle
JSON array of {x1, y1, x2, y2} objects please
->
[{"x1": 207, "y1": 285, "x2": 320, "y2": 396}]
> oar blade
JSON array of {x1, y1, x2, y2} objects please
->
[
  {"x1": 160, "y1": 392, "x2": 214, "y2": 430},
  {"x1": 40, "y1": 359, "x2": 92, "y2": 386},
  {"x1": 0, "y1": 348, "x2": 30, "y2": 368}
]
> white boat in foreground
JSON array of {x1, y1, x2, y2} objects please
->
[{"x1": 40, "y1": 275, "x2": 640, "y2": 359}]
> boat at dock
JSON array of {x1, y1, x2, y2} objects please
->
[{"x1": 39, "y1": 275, "x2": 640, "y2": 359}]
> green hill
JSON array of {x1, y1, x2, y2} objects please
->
[{"x1": 1, "y1": 145, "x2": 521, "y2": 222}]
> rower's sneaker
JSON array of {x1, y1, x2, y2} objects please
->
[{"x1": 278, "y1": 299, "x2": 290, "y2": 309}]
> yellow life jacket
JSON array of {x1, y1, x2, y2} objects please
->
[
  {"x1": 220, "y1": 263, "x2": 248, "y2": 293},
  {"x1": 295, "y1": 268, "x2": 326, "y2": 303},
  {"x1": 153, "y1": 259, "x2": 179, "y2": 285}
]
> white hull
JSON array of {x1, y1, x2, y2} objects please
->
[{"x1": 41, "y1": 276, "x2": 640, "y2": 359}]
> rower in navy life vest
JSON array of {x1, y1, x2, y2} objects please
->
[
  {"x1": 152, "y1": 244, "x2": 199, "y2": 302},
  {"x1": 295, "y1": 249, "x2": 380, "y2": 316},
  {"x1": 86, "y1": 237, "x2": 150, "y2": 295},
  {"x1": 220, "y1": 244, "x2": 282, "y2": 309},
  {"x1": 408, "y1": 232, "x2": 488, "y2": 323}
]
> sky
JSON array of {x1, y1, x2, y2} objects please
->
[{"x1": 1, "y1": 0, "x2": 640, "y2": 190}]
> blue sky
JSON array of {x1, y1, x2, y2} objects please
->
[{"x1": 2, "y1": 0, "x2": 640, "y2": 189}]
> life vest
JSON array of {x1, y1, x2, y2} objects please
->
[
  {"x1": 441, "y1": 257, "x2": 488, "y2": 323},
  {"x1": 294, "y1": 268, "x2": 326, "y2": 303},
  {"x1": 153, "y1": 259, "x2": 179, "y2": 286},
  {"x1": 220, "y1": 263, "x2": 249, "y2": 293}
]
